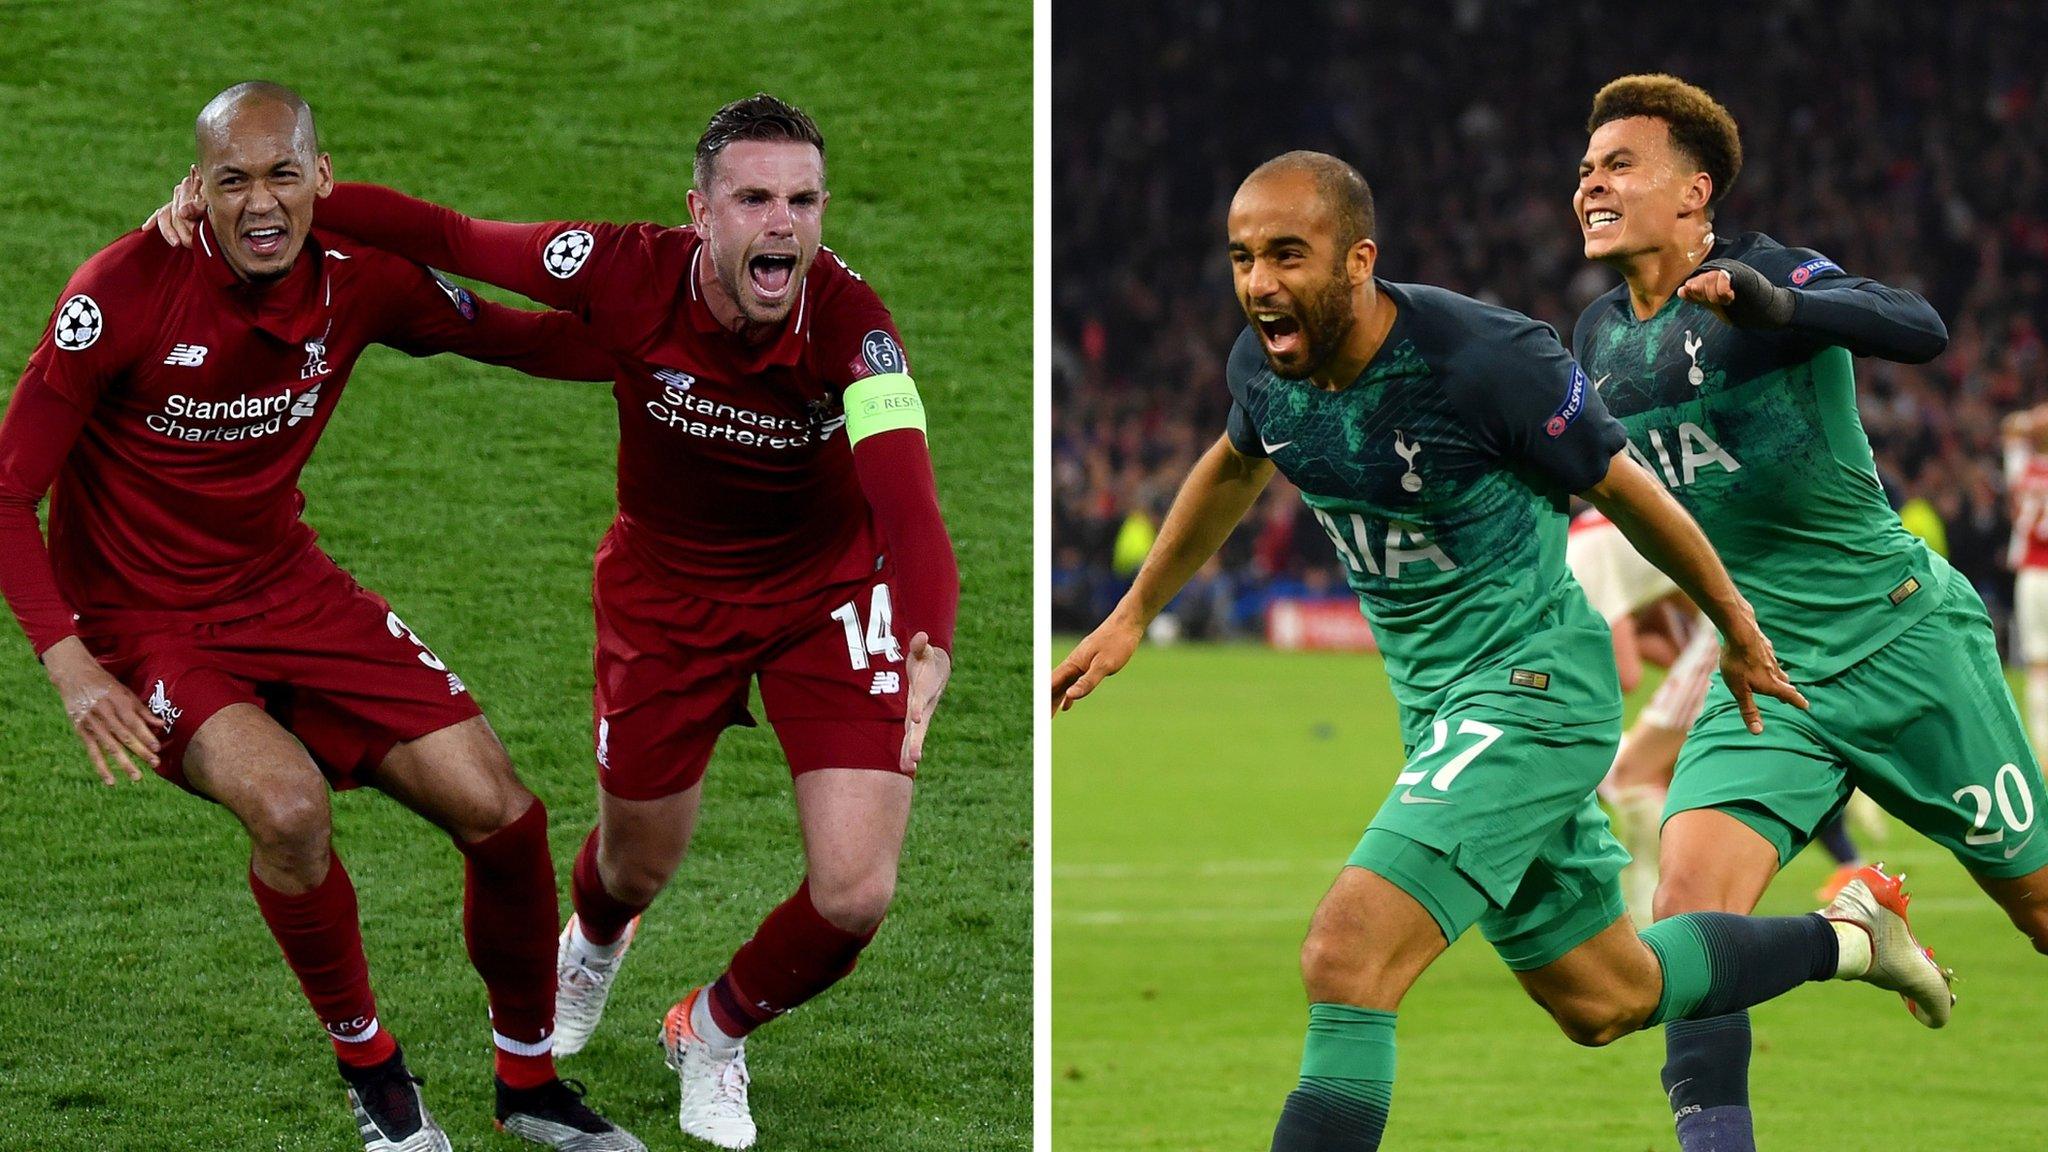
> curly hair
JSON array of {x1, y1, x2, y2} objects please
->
[
  {"x1": 693, "y1": 92, "x2": 825, "y2": 191},
  {"x1": 1588, "y1": 74, "x2": 1742, "y2": 216}
]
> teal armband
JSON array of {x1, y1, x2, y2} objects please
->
[{"x1": 843, "y1": 373, "x2": 926, "y2": 446}]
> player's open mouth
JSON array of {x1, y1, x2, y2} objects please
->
[
  {"x1": 1255, "y1": 311, "x2": 1303, "y2": 357},
  {"x1": 748, "y1": 253, "x2": 798, "y2": 299},
  {"x1": 244, "y1": 226, "x2": 288, "y2": 256},
  {"x1": 1585, "y1": 209, "x2": 1621, "y2": 233}
]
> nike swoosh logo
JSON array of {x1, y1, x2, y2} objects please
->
[
  {"x1": 1593, "y1": 373, "x2": 1610, "y2": 391},
  {"x1": 1666, "y1": 1078, "x2": 1693, "y2": 1105},
  {"x1": 1261, "y1": 438, "x2": 1294, "y2": 454},
  {"x1": 2005, "y1": 829, "x2": 2038, "y2": 860},
  {"x1": 1398, "y1": 791, "x2": 1451, "y2": 806}
]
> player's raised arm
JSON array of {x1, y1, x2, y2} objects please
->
[
  {"x1": 0, "y1": 307, "x2": 164, "y2": 783},
  {"x1": 1580, "y1": 451, "x2": 1808, "y2": 732},
  {"x1": 1053, "y1": 434, "x2": 1275, "y2": 714},
  {"x1": 155, "y1": 171, "x2": 631, "y2": 320},
  {"x1": 1678, "y1": 250, "x2": 1948, "y2": 363}
]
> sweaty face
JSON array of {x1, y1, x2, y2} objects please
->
[
  {"x1": 197, "y1": 101, "x2": 331, "y2": 283},
  {"x1": 1227, "y1": 172, "x2": 1359, "y2": 380},
  {"x1": 690, "y1": 140, "x2": 827, "y2": 328},
  {"x1": 1575, "y1": 116, "x2": 1705, "y2": 263}
]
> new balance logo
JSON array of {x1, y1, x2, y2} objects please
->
[
  {"x1": 445, "y1": 672, "x2": 467, "y2": 696},
  {"x1": 596, "y1": 718, "x2": 611, "y2": 770},
  {"x1": 287, "y1": 379, "x2": 325, "y2": 427},
  {"x1": 869, "y1": 671, "x2": 902, "y2": 695},
  {"x1": 162, "y1": 343, "x2": 208, "y2": 367},
  {"x1": 653, "y1": 368, "x2": 695, "y2": 390}
]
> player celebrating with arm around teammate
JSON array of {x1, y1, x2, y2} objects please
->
[
  {"x1": 159, "y1": 93, "x2": 959, "y2": 1149},
  {"x1": 1, "y1": 84, "x2": 643, "y2": 1152},
  {"x1": 1054, "y1": 151, "x2": 1953, "y2": 1152},
  {"x1": 1569, "y1": 73, "x2": 2047, "y2": 1152}
]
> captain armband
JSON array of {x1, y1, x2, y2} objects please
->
[{"x1": 843, "y1": 372, "x2": 927, "y2": 446}]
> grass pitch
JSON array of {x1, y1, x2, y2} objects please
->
[
  {"x1": 1053, "y1": 642, "x2": 2048, "y2": 1150},
  {"x1": 0, "y1": 5, "x2": 1029, "y2": 1149}
]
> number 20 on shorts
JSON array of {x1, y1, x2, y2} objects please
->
[{"x1": 1954, "y1": 762, "x2": 2038, "y2": 847}]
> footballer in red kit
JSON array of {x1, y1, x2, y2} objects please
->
[
  {"x1": 158, "y1": 92, "x2": 962, "y2": 1149},
  {"x1": 2006, "y1": 403, "x2": 2048, "y2": 756},
  {"x1": 4, "y1": 83, "x2": 645, "y2": 1152}
]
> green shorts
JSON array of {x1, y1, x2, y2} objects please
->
[
  {"x1": 1348, "y1": 705, "x2": 1630, "y2": 971},
  {"x1": 1668, "y1": 569, "x2": 2048, "y2": 879}
]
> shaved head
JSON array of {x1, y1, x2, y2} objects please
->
[
  {"x1": 195, "y1": 80, "x2": 318, "y2": 159},
  {"x1": 1243, "y1": 150, "x2": 1375, "y2": 254}
]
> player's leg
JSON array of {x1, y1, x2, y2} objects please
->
[
  {"x1": 1609, "y1": 623, "x2": 1719, "y2": 923},
  {"x1": 1270, "y1": 861, "x2": 1452, "y2": 1152},
  {"x1": 1811, "y1": 811, "x2": 1867, "y2": 902},
  {"x1": 1973, "y1": 864, "x2": 2048, "y2": 954},
  {"x1": 185, "y1": 700, "x2": 453, "y2": 1152},
  {"x1": 361, "y1": 714, "x2": 645, "y2": 1152}
]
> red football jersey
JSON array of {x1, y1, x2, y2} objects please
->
[
  {"x1": 2011, "y1": 448, "x2": 2048, "y2": 570},
  {"x1": 0, "y1": 222, "x2": 608, "y2": 653},
  {"x1": 316, "y1": 184, "x2": 908, "y2": 605}
]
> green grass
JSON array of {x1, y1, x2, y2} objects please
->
[
  {"x1": 0, "y1": 6, "x2": 1028, "y2": 1150},
  {"x1": 1053, "y1": 642, "x2": 2048, "y2": 1150}
]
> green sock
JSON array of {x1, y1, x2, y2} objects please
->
[
  {"x1": 1270, "y1": 1004, "x2": 1396, "y2": 1151},
  {"x1": 1640, "y1": 912, "x2": 1837, "y2": 1026}
]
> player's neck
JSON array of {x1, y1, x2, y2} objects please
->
[
  {"x1": 1311, "y1": 283, "x2": 1397, "y2": 391},
  {"x1": 697, "y1": 258, "x2": 778, "y2": 344},
  {"x1": 1617, "y1": 229, "x2": 1717, "y2": 321}
]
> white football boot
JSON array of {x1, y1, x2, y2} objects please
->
[
  {"x1": 661, "y1": 989, "x2": 757, "y2": 1149},
  {"x1": 1821, "y1": 863, "x2": 1956, "y2": 1027},
  {"x1": 554, "y1": 915, "x2": 638, "y2": 1056}
]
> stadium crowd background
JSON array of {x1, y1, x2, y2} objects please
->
[{"x1": 1052, "y1": 0, "x2": 2048, "y2": 647}]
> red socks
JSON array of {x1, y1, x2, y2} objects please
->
[
  {"x1": 249, "y1": 851, "x2": 397, "y2": 1069},
  {"x1": 456, "y1": 798, "x2": 559, "y2": 1089},
  {"x1": 706, "y1": 879, "x2": 877, "y2": 1038},
  {"x1": 570, "y1": 826, "x2": 651, "y2": 946}
]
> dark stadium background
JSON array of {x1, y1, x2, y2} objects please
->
[
  {"x1": 1053, "y1": 0, "x2": 2048, "y2": 644},
  {"x1": 0, "y1": 5, "x2": 1028, "y2": 1150}
]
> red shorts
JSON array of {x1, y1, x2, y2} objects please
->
[
  {"x1": 592, "y1": 526, "x2": 911, "y2": 800},
  {"x1": 84, "y1": 559, "x2": 482, "y2": 793}
]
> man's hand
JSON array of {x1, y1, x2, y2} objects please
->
[
  {"x1": 1717, "y1": 617, "x2": 1809, "y2": 735},
  {"x1": 1678, "y1": 258, "x2": 1795, "y2": 329},
  {"x1": 900, "y1": 633, "x2": 951, "y2": 772},
  {"x1": 41, "y1": 636, "x2": 164, "y2": 785},
  {"x1": 143, "y1": 167, "x2": 204, "y2": 248},
  {"x1": 1051, "y1": 615, "x2": 1143, "y2": 715}
]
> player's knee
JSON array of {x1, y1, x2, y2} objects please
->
[
  {"x1": 810, "y1": 871, "x2": 896, "y2": 935},
  {"x1": 1651, "y1": 871, "x2": 1732, "y2": 921},
  {"x1": 600, "y1": 852, "x2": 675, "y2": 907},
  {"x1": 1549, "y1": 997, "x2": 1639, "y2": 1048},
  {"x1": 1299, "y1": 923, "x2": 1392, "y2": 1003},
  {"x1": 245, "y1": 789, "x2": 331, "y2": 869}
]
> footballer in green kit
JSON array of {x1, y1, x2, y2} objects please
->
[
  {"x1": 1570, "y1": 73, "x2": 2048, "y2": 1152},
  {"x1": 1054, "y1": 150, "x2": 1955, "y2": 1151}
]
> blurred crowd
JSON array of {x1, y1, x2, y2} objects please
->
[{"x1": 1052, "y1": 0, "x2": 2048, "y2": 645}]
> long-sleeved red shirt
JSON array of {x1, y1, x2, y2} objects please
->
[
  {"x1": 0, "y1": 222, "x2": 610, "y2": 654},
  {"x1": 315, "y1": 183, "x2": 958, "y2": 650}
]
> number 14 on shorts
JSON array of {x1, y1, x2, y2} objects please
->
[{"x1": 831, "y1": 584, "x2": 902, "y2": 672}]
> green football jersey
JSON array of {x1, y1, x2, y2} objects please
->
[
  {"x1": 1574, "y1": 233, "x2": 1944, "y2": 681},
  {"x1": 1226, "y1": 280, "x2": 1628, "y2": 739}
]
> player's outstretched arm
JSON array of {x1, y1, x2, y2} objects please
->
[
  {"x1": 153, "y1": 170, "x2": 610, "y2": 316},
  {"x1": 844, "y1": 372, "x2": 960, "y2": 772},
  {"x1": 1580, "y1": 450, "x2": 1808, "y2": 734},
  {"x1": 0, "y1": 370, "x2": 163, "y2": 783},
  {"x1": 1678, "y1": 257, "x2": 1948, "y2": 363},
  {"x1": 1052, "y1": 434, "x2": 1274, "y2": 714}
]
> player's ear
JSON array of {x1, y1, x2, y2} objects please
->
[
  {"x1": 313, "y1": 152, "x2": 334, "y2": 197},
  {"x1": 1349, "y1": 237, "x2": 1378, "y2": 283},
  {"x1": 686, "y1": 187, "x2": 707, "y2": 232},
  {"x1": 1682, "y1": 170, "x2": 1712, "y2": 217}
]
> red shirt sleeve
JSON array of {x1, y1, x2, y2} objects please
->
[
  {"x1": 318, "y1": 183, "x2": 658, "y2": 348},
  {"x1": 0, "y1": 275, "x2": 139, "y2": 654},
  {"x1": 371, "y1": 256, "x2": 615, "y2": 381},
  {"x1": 814, "y1": 260, "x2": 959, "y2": 652}
]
